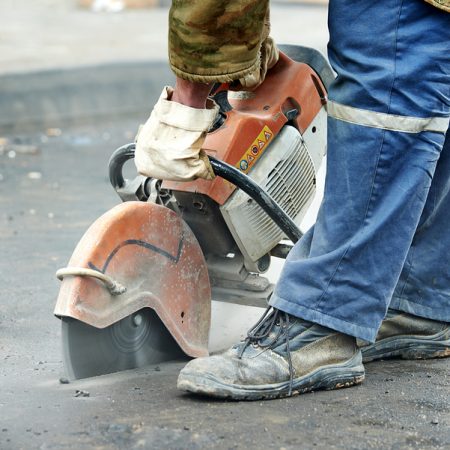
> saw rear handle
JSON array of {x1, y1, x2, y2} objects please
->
[{"x1": 108, "y1": 143, "x2": 302, "y2": 244}]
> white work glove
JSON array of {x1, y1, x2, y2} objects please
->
[
  {"x1": 239, "y1": 37, "x2": 279, "y2": 90},
  {"x1": 135, "y1": 86, "x2": 219, "y2": 182}
]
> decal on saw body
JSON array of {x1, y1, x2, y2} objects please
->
[{"x1": 236, "y1": 125, "x2": 273, "y2": 174}]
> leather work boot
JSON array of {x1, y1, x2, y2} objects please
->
[
  {"x1": 177, "y1": 308, "x2": 365, "y2": 400},
  {"x1": 361, "y1": 309, "x2": 450, "y2": 362}
]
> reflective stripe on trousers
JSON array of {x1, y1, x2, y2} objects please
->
[{"x1": 270, "y1": 0, "x2": 450, "y2": 342}]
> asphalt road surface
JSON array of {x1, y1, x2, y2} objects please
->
[{"x1": 1, "y1": 118, "x2": 449, "y2": 450}]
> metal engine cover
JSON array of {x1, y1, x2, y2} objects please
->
[{"x1": 220, "y1": 111, "x2": 326, "y2": 262}]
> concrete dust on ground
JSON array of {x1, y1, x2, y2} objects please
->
[
  {"x1": 0, "y1": 121, "x2": 449, "y2": 450},
  {"x1": 0, "y1": 1, "x2": 449, "y2": 449}
]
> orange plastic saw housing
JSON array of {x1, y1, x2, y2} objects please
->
[{"x1": 163, "y1": 52, "x2": 327, "y2": 205}]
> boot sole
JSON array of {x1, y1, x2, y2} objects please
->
[
  {"x1": 362, "y1": 330, "x2": 450, "y2": 362},
  {"x1": 177, "y1": 354, "x2": 365, "y2": 401}
]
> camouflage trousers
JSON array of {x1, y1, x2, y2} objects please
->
[{"x1": 169, "y1": 0, "x2": 270, "y2": 83}]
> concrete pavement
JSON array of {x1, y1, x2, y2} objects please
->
[
  {"x1": 0, "y1": 1, "x2": 449, "y2": 449},
  {"x1": 0, "y1": 119, "x2": 449, "y2": 450}
]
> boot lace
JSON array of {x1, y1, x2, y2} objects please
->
[{"x1": 238, "y1": 307, "x2": 295, "y2": 396}]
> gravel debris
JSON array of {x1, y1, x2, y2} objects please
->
[{"x1": 74, "y1": 390, "x2": 90, "y2": 398}]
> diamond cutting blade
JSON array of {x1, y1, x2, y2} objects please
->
[{"x1": 61, "y1": 308, "x2": 184, "y2": 379}]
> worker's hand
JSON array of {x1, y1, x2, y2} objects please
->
[
  {"x1": 239, "y1": 36, "x2": 279, "y2": 90},
  {"x1": 135, "y1": 86, "x2": 219, "y2": 182}
]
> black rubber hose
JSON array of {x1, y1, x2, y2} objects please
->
[
  {"x1": 108, "y1": 144, "x2": 303, "y2": 244},
  {"x1": 208, "y1": 157, "x2": 302, "y2": 244}
]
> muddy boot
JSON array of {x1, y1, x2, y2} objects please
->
[
  {"x1": 177, "y1": 308, "x2": 365, "y2": 400},
  {"x1": 361, "y1": 309, "x2": 450, "y2": 362}
]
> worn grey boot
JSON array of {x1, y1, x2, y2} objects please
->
[
  {"x1": 361, "y1": 309, "x2": 450, "y2": 362},
  {"x1": 177, "y1": 307, "x2": 365, "y2": 400}
]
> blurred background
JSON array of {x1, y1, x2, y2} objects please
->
[
  {"x1": 0, "y1": 0, "x2": 329, "y2": 133},
  {"x1": 1, "y1": 0, "x2": 328, "y2": 74}
]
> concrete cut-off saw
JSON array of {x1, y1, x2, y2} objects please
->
[{"x1": 54, "y1": 45, "x2": 334, "y2": 379}]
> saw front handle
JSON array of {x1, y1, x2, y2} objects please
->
[
  {"x1": 108, "y1": 143, "x2": 302, "y2": 244},
  {"x1": 108, "y1": 143, "x2": 151, "y2": 202},
  {"x1": 108, "y1": 143, "x2": 135, "y2": 191}
]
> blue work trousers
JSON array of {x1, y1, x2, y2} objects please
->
[{"x1": 270, "y1": 0, "x2": 450, "y2": 342}]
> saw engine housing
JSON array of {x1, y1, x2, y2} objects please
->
[
  {"x1": 160, "y1": 45, "x2": 331, "y2": 301},
  {"x1": 220, "y1": 114, "x2": 326, "y2": 264}
]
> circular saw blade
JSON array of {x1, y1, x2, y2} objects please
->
[{"x1": 62, "y1": 308, "x2": 184, "y2": 380}]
